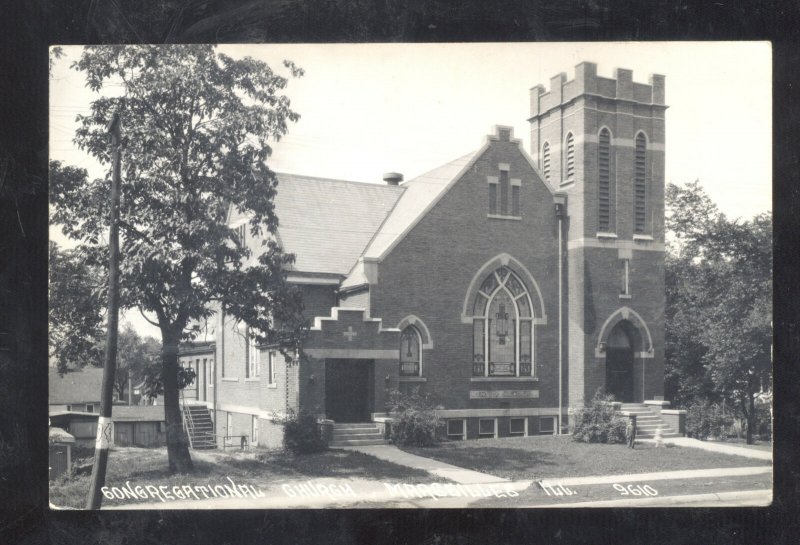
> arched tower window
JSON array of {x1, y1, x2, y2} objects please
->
[
  {"x1": 472, "y1": 266, "x2": 534, "y2": 377},
  {"x1": 598, "y1": 128, "x2": 612, "y2": 232},
  {"x1": 541, "y1": 141, "x2": 551, "y2": 183},
  {"x1": 564, "y1": 132, "x2": 575, "y2": 184},
  {"x1": 400, "y1": 326, "x2": 422, "y2": 377},
  {"x1": 634, "y1": 132, "x2": 647, "y2": 234}
]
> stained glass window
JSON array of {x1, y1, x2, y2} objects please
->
[
  {"x1": 400, "y1": 326, "x2": 421, "y2": 376},
  {"x1": 472, "y1": 267, "x2": 535, "y2": 377},
  {"x1": 488, "y1": 290, "x2": 515, "y2": 376},
  {"x1": 473, "y1": 319, "x2": 484, "y2": 376},
  {"x1": 473, "y1": 292, "x2": 488, "y2": 316}
]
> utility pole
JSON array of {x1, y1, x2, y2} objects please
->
[{"x1": 87, "y1": 111, "x2": 122, "y2": 509}]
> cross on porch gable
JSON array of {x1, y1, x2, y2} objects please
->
[{"x1": 343, "y1": 326, "x2": 358, "y2": 342}]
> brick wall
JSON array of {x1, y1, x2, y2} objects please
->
[{"x1": 370, "y1": 134, "x2": 562, "y2": 413}]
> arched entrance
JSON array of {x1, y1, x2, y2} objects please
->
[{"x1": 605, "y1": 321, "x2": 635, "y2": 402}]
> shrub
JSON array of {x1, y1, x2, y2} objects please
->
[
  {"x1": 570, "y1": 391, "x2": 628, "y2": 444},
  {"x1": 386, "y1": 388, "x2": 441, "y2": 447},
  {"x1": 685, "y1": 400, "x2": 731, "y2": 440},
  {"x1": 277, "y1": 410, "x2": 326, "y2": 454}
]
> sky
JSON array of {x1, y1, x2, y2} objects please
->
[{"x1": 49, "y1": 42, "x2": 772, "y2": 338}]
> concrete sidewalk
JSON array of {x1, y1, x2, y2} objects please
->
[
  {"x1": 657, "y1": 437, "x2": 773, "y2": 461},
  {"x1": 523, "y1": 489, "x2": 772, "y2": 508},
  {"x1": 337, "y1": 444, "x2": 509, "y2": 484},
  {"x1": 538, "y1": 465, "x2": 772, "y2": 488}
]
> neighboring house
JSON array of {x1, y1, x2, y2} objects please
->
[
  {"x1": 49, "y1": 367, "x2": 103, "y2": 413},
  {"x1": 181, "y1": 62, "x2": 668, "y2": 445},
  {"x1": 49, "y1": 367, "x2": 167, "y2": 447}
]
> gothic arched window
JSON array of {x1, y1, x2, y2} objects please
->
[
  {"x1": 400, "y1": 326, "x2": 422, "y2": 376},
  {"x1": 472, "y1": 267, "x2": 534, "y2": 377}
]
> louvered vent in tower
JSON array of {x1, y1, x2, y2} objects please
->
[
  {"x1": 564, "y1": 133, "x2": 575, "y2": 183},
  {"x1": 541, "y1": 142, "x2": 551, "y2": 183},
  {"x1": 598, "y1": 128, "x2": 611, "y2": 232},
  {"x1": 634, "y1": 132, "x2": 647, "y2": 233}
]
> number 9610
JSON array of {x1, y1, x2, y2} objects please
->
[{"x1": 612, "y1": 483, "x2": 658, "y2": 496}]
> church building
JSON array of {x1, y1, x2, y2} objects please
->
[{"x1": 179, "y1": 62, "x2": 669, "y2": 447}]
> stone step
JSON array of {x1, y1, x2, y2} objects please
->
[
  {"x1": 333, "y1": 428, "x2": 381, "y2": 436},
  {"x1": 334, "y1": 432, "x2": 384, "y2": 441},
  {"x1": 637, "y1": 431, "x2": 680, "y2": 438},
  {"x1": 329, "y1": 438, "x2": 389, "y2": 447},
  {"x1": 333, "y1": 423, "x2": 379, "y2": 429}
]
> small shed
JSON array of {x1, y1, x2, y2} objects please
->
[
  {"x1": 113, "y1": 405, "x2": 167, "y2": 447},
  {"x1": 49, "y1": 426, "x2": 75, "y2": 480},
  {"x1": 49, "y1": 411, "x2": 99, "y2": 448}
]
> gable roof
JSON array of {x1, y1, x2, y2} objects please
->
[
  {"x1": 49, "y1": 367, "x2": 103, "y2": 404},
  {"x1": 359, "y1": 150, "x2": 482, "y2": 261},
  {"x1": 233, "y1": 173, "x2": 405, "y2": 276}
]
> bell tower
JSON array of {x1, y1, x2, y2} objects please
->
[{"x1": 529, "y1": 62, "x2": 667, "y2": 406}]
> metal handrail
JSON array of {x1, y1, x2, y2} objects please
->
[{"x1": 179, "y1": 389, "x2": 197, "y2": 448}]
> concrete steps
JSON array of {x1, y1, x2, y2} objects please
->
[
  {"x1": 329, "y1": 423, "x2": 389, "y2": 447},
  {"x1": 619, "y1": 403, "x2": 681, "y2": 439}
]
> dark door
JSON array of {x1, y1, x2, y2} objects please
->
[
  {"x1": 325, "y1": 359, "x2": 373, "y2": 422},
  {"x1": 605, "y1": 322, "x2": 635, "y2": 402}
]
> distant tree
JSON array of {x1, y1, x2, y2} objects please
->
[
  {"x1": 48, "y1": 239, "x2": 104, "y2": 373},
  {"x1": 50, "y1": 45, "x2": 307, "y2": 473},
  {"x1": 665, "y1": 181, "x2": 772, "y2": 444},
  {"x1": 111, "y1": 324, "x2": 165, "y2": 403}
]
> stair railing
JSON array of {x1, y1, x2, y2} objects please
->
[{"x1": 180, "y1": 388, "x2": 197, "y2": 449}]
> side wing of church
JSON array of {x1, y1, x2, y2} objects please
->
[{"x1": 179, "y1": 62, "x2": 670, "y2": 447}]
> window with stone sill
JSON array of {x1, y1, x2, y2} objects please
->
[
  {"x1": 488, "y1": 168, "x2": 521, "y2": 219},
  {"x1": 472, "y1": 266, "x2": 534, "y2": 377}
]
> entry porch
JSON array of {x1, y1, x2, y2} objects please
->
[{"x1": 299, "y1": 307, "x2": 400, "y2": 423}]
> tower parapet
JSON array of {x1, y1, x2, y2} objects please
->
[{"x1": 530, "y1": 62, "x2": 666, "y2": 121}]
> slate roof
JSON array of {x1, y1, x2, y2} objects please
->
[
  {"x1": 49, "y1": 367, "x2": 103, "y2": 404},
  {"x1": 231, "y1": 173, "x2": 405, "y2": 276}
]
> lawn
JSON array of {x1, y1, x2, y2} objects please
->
[
  {"x1": 401, "y1": 435, "x2": 769, "y2": 481},
  {"x1": 50, "y1": 446, "x2": 439, "y2": 509}
]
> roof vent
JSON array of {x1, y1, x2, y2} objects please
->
[{"x1": 383, "y1": 172, "x2": 403, "y2": 185}]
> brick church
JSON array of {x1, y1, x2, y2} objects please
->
[{"x1": 179, "y1": 62, "x2": 668, "y2": 447}]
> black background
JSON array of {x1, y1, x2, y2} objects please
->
[{"x1": 2, "y1": 1, "x2": 798, "y2": 543}]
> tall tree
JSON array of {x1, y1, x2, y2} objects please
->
[
  {"x1": 665, "y1": 181, "x2": 772, "y2": 443},
  {"x1": 48, "y1": 239, "x2": 105, "y2": 373},
  {"x1": 50, "y1": 45, "x2": 307, "y2": 473}
]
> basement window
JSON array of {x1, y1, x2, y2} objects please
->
[
  {"x1": 538, "y1": 416, "x2": 556, "y2": 435},
  {"x1": 478, "y1": 418, "x2": 497, "y2": 439},
  {"x1": 509, "y1": 417, "x2": 527, "y2": 437},
  {"x1": 446, "y1": 419, "x2": 466, "y2": 441}
]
